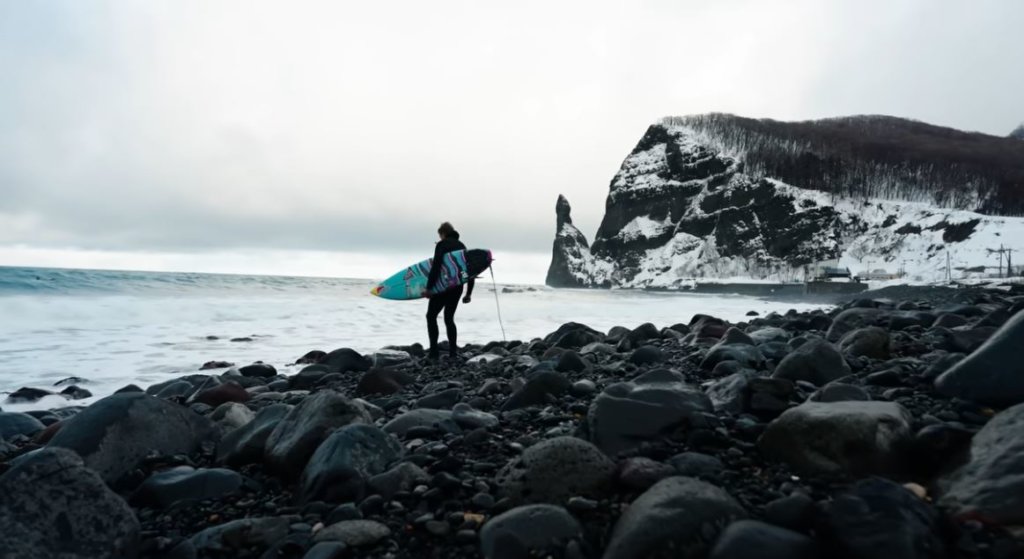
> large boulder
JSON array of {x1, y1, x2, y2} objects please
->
[
  {"x1": 603, "y1": 477, "x2": 747, "y2": 559},
  {"x1": 130, "y1": 466, "x2": 243, "y2": 508},
  {"x1": 495, "y1": 436, "x2": 615, "y2": 505},
  {"x1": 700, "y1": 343, "x2": 765, "y2": 371},
  {"x1": 938, "y1": 402, "x2": 1024, "y2": 524},
  {"x1": 709, "y1": 520, "x2": 817, "y2": 559},
  {"x1": 189, "y1": 517, "x2": 290, "y2": 554},
  {"x1": 544, "y1": 322, "x2": 604, "y2": 349},
  {"x1": 772, "y1": 339, "x2": 851, "y2": 387},
  {"x1": 264, "y1": 391, "x2": 371, "y2": 477},
  {"x1": 321, "y1": 348, "x2": 373, "y2": 373},
  {"x1": 827, "y1": 308, "x2": 888, "y2": 342},
  {"x1": 0, "y1": 411, "x2": 46, "y2": 439},
  {"x1": 382, "y1": 409, "x2": 455, "y2": 437},
  {"x1": 479, "y1": 505, "x2": 582, "y2": 559},
  {"x1": 758, "y1": 401, "x2": 912, "y2": 477},
  {"x1": 588, "y1": 369, "x2": 713, "y2": 456},
  {"x1": 933, "y1": 310, "x2": 1024, "y2": 407},
  {"x1": 838, "y1": 327, "x2": 891, "y2": 359},
  {"x1": 216, "y1": 403, "x2": 292, "y2": 467},
  {"x1": 299, "y1": 424, "x2": 403, "y2": 503},
  {"x1": 501, "y1": 370, "x2": 572, "y2": 411},
  {"x1": 355, "y1": 368, "x2": 414, "y2": 396},
  {"x1": 47, "y1": 392, "x2": 215, "y2": 486},
  {"x1": 0, "y1": 448, "x2": 140, "y2": 558}
]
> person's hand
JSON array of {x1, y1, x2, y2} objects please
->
[{"x1": 463, "y1": 295, "x2": 471, "y2": 304}]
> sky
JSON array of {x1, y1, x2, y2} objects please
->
[{"x1": 1, "y1": 0, "x2": 1021, "y2": 284}]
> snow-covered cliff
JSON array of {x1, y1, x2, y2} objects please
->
[{"x1": 547, "y1": 115, "x2": 1024, "y2": 288}]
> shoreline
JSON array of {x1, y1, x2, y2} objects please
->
[{"x1": 1, "y1": 286, "x2": 1023, "y2": 558}]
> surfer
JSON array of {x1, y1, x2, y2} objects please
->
[{"x1": 423, "y1": 222, "x2": 474, "y2": 360}]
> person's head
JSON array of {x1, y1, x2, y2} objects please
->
[{"x1": 438, "y1": 221, "x2": 456, "y2": 240}]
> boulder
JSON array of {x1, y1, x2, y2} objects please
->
[
  {"x1": 265, "y1": 391, "x2": 371, "y2": 477},
  {"x1": 216, "y1": 403, "x2": 292, "y2": 466},
  {"x1": 705, "y1": 370, "x2": 759, "y2": 414},
  {"x1": 618, "y1": 457, "x2": 676, "y2": 490},
  {"x1": 709, "y1": 520, "x2": 817, "y2": 559},
  {"x1": 47, "y1": 392, "x2": 215, "y2": 486},
  {"x1": 372, "y1": 350, "x2": 412, "y2": 368},
  {"x1": 61, "y1": 385, "x2": 93, "y2": 400},
  {"x1": 382, "y1": 409, "x2": 455, "y2": 437},
  {"x1": 826, "y1": 308, "x2": 887, "y2": 342},
  {"x1": 321, "y1": 348, "x2": 373, "y2": 373},
  {"x1": 355, "y1": 368, "x2": 413, "y2": 396},
  {"x1": 209, "y1": 402, "x2": 255, "y2": 433},
  {"x1": 452, "y1": 403, "x2": 499, "y2": 429},
  {"x1": 700, "y1": 343, "x2": 765, "y2": 371},
  {"x1": 588, "y1": 369, "x2": 713, "y2": 456},
  {"x1": 758, "y1": 401, "x2": 912, "y2": 477},
  {"x1": 495, "y1": 436, "x2": 615, "y2": 505},
  {"x1": 603, "y1": 477, "x2": 747, "y2": 559},
  {"x1": 299, "y1": 424, "x2": 403, "y2": 503},
  {"x1": 479, "y1": 505, "x2": 582, "y2": 559},
  {"x1": 131, "y1": 466, "x2": 243, "y2": 508},
  {"x1": 668, "y1": 452, "x2": 725, "y2": 480},
  {"x1": 809, "y1": 383, "x2": 871, "y2": 403},
  {"x1": 415, "y1": 387, "x2": 462, "y2": 409},
  {"x1": 190, "y1": 381, "x2": 250, "y2": 407},
  {"x1": 838, "y1": 327, "x2": 891, "y2": 359},
  {"x1": 501, "y1": 371, "x2": 572, "y2": 411},
  {"x1": 368, "y1": 462, "x2": 431, "y2": 499},
  {"x1": 772, "y1": 339, "x2": 851, "y2": 386},
  {"x1": 5, "y1": 386, "x2": 54, "y2": 403},
  {"x1": 189, "y1": 517, "x2": 289, "y2": 554},
  {"x1": 0, "y1": 411, "x2": 45, "y2": 440},
  {"x1": 555, "y1": 350, "x2": 589, "y2": 373},
  {"x1": 934, "y1": 310, "x2": 1024, "y2": 407},
  {"x1": 239, "y1": 363, "x2": 277, "y2": 378},
  {"x1": 544, "y1": 322, "x2": 604, "y2": 349},
  {"x1": 0, "y1": 448, "x2": 140, "y2": 558},
  {"x1": 313, "y1": 520, "x2": 391, "y2": 547},
  {"x1": 749, "y1": 327, "x2": 790, "y2": 344},
  {"x1": 629, "y1": 345, "x2": 666, "y2": 366}
]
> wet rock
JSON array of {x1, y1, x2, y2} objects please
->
[
  {"x1": 496, "y1": 436, "x2": 615, "y2": 505},
  {"x1": 452, "y1": 403, "x2": 499, "y2": 429},
  {"x1": 838, "y1": 327, "x2": 891, "y2": 359},
  {"x1": 501, "y1": 371, "x2": 572, "y2": 411},
  {"x1": 299, "y1": 424, "x2": 403, "y2": 503},
  {"x1": 217, "y1": 403, "x2": 292, "y2": 466},
  {"x1": 356, "y1": 368, "x2": 413, "y2": 396},
  {"x1": 0, "y1": 411, "x2": 45, "y2": 440},
  {"x1": 290, "y1": 365, "x2": 331, "y2": 390},
  {"x1": 321, "y1": 348, "x2": 373, "y2": 373},
  {"x1": 303, "y1": 542, "x2": 348, "y2": 559},
  {"x1": 60, "y1": 385, "x2": 93, "y2": 400},
  {"x1": 210, "y1": 402, "x2": 255, "y2": 433},
  {"x1": 934, "y1": 310, "x2": 1024, "y2": 407},
  {"x1": 581, "y1": 342, "x2": 615, "y2": 355},
  {"x1": 191, "y1": 380, "x2": 251, "y2": 407},
  {"x1": 758, "y1": 401, "x2": 912, "y2": 477},
  {"x1": 618, "y1": 456, "x2": 676, "y2": 490},
  {"x1": 820, "y1": 478, "x2": 944, "y2": 559},
  {"x1": 239, "y1": 362, "x2": 278, "y2": 378},
  {"x1": 54, "y1": 376, "x2": 90, "y2": 387},
  {"x1": 556, "y1": 351, "x2": 589, "y2": 373},
  {"x1": 372, "y1": 350, "x2": 412, "y2": 368},
  {"x1": 749, "y1": 327, "x2": 790, "y2": 344},
  {"x1": 701, "y1": 343, "x2": 765, "y2": 371},
  {"x1": 709, "y1": 520, "x2": 817, "y2": 559},
  {"x1": 368, "y1": 462, "x2": 431, "y2": 499},
  {"x1": 667, "y1": 452, "x2": 724, "y2": 480},
  {"x1": 189, "y1": 517, "x2": 289, "y2": 554},
  {"x1": 131, "y1": 466, "x2": 243, "y2": 508},
  {"x1": 629, "y1": 345, "x2": 666, "y2": 366},
  {"x1": 48, "y1": 392, "x2": 215, "y2": 486},
  {"x1": 479, "y1": 505, "x2": 582, "y2": 559},
  {"x1": 772, "y1": 339, "x2": 851, "y2": 387},
  {"x1": 589, "y1": 369, "x2": 713, "y2": 456},
  {"x1": 152, "y1": 380, "x2": 195, "y2": 400},
  {"x1": 383, "y1": 409, "x2": 455, "y2": 437},
  {"x1": 544, "y1": 322, "x2": 604, "y2": 349},
  {"x1": 809, "y1": 383, "x2": 871, "y2": 403},
  {"x1": 5, "y1": 386, "x2": 54, "y2": 404},
  {"x1": 0, "y1": 448, "x2": 140, "y2": 558},
  {"x1": 571, "y1": 379, "x2": 598, "y2": 397},
  {"x1": 265, "y1": 391, "x2": 372, "y2": 477},
  {"x1": 705, "y1": 370, "x2": 759, "y2": 414},
  {"x1": 865, "y1": 369, "x2": 903, "y2": 386},
  {"x1": 313, "y1": 519, "x2": 391, "y2": 547},
  {"x1": 826, "y1": 308, "x2": 887, "y2": 342},
  {"x1": 296, "y1": 350, "x2": 327, "y2": 365},
  {"x1": 603, "y1": 477, "x2": 747, "y2": 559},
  {"x1": 763, "y1": 493, "x2": 816, "y2": 531},
  {"x1": 415, "y1": 388, "x2": 463, "y2": 409},
  {"x1": 939, "y1": 402, "x2": 1024, "y2": 524},
  {"x1": 200, "y1": 360, "x2": 234, "y2": 370}
]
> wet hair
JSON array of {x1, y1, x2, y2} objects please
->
[{"x1": 438, "y1": 222, "x2": 456, "y2": 238}]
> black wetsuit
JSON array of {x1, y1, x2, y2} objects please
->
[{"x1": 425, "y1": 233, "x2": 475, "y2": 358}]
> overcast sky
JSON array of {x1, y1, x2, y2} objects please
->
[{"x1": 1, "y1": 0, "x2": 1021, "y2": 282}]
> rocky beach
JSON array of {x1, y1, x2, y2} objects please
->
[{"x1": 2, "y1": 285, "x2": 1024, "y2": 559}]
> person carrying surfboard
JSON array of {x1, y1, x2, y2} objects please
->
[{"x1": 422, "y1": 222, "x2": 474, "y2": 361}]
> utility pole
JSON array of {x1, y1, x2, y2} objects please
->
[{"x1": 946, "y1": 250, "x2": 951, "y2": 282}]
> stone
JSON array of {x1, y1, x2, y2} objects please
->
[
  {"x1": 372, "y1": 349, "x2": 412, "y2": 368},
  {"x1": 749, "y1": 327, "x2": 790, "y2": 344},
  {"x1": 826, "y1": 308, "x2": 888, "y2": 342},
  {"x1": 934, "y1": 310, "x2": 1024, "y2": 407},
  {"x1": 838, "y1": 327, "x2": 891, "y2": 359},
  {"x1": 382, "y1": 409, "x2": 455, "y2": 437},
  {"x1": 544, "y1": 322, "x2": 604, "y2": 349},
  {"x1": 772, "y1": 339, "x2": 851, "y2": 386},
  {"x1": 152, "y1": 380, "x2": 195, "y2": 400},
  {"x1": 571, "y1": 379, "x2": 598, "y2": 396},
  {"x1": 501, "y1": 371, "x2": 572, "y2": 411},
  {"x1": 303, "y1": 542, "x2": 348, "y2": 559},
  {"x1": 588, "y1": 369, "x2": 713, "y2": 456},
  {"x1": 239, "y1": 363, "x2": 277, "y2": 378},
  {"x1": 709, "y1": 520, "x2": 817, "y2": 559},
  {"x1": 313, "y1": 520, "x2": 391, "y2": 547},
  {"x1": 700, "y1": 343, "x2": 765, "y2": 371},
  {"x1": 705, "y1": 370, "x2": 759, "y2": 414},
  {"x1": 603, "y1": 477, "x2": 747, "y2": 559},
  {"x1": 189, "y1": 517, "x2": 289, "y2": 554},
  {"x1": 809, "y1": 383, "x2": 871, "y2": 403},
  {"x1": 758, "y1": 401, "x2": 912, "y2": 477},
  {"x1": 763, "y1": 493, "x2": 816, "y2": 531},
  {"x1": 356, "y1": 368, "x2": 414, "y2": 396},
  {"x1": 415, "y1": 388, "x2": 462, "y2": 409},
  {"x1": 299, "y1": 424, "x2": 403, "y2": 503},
  {"x1": 555, "y1": 351, "x2": 589, "y2": 373},
  {"x1": 131, "y1": 466, "x2": 243, "y2": 508},
  {"x1": 618, "y1": 456, "x2": 676, "y2": 490},
  {"x1": 938, "y1": 402, "x2": 1024, "y2": 524},
  {"x1": 368, "y1": 462, "x2": 431, "y2": 499},
  {"x1": 216, "y1": 403, "x2": 292, "y2": 466},
  {"x1": 265, "y1": 391, "x2": 371, "y2": 477},
  {"x1": 496, "y1": 436, "x2": 615, "y2": 505},
  {"x1": 581, "y1": 342, "x2": 615, "y2": 355},
  {"x1": 296, "y1": 350, "x2": 327, "y2": 364},
  {"x1": 452, "y1": 403, "x2": 499, "y2": 429},
  {"x1": 200, "y1": 360, "x2": 234, "y2": 370},
  {"x1": 629, "y1": 345, "x2": 666, "y2": 365},
  {"x1": 5, "y1": 386, "x2": 54, "y2": 403},
  {"x1": 667, "y1": 452, "x2": 724, "y2": 480},
  {"x1": 47, "y1": 392, "x2": 215, "y2": 486},
  {"x1": 0, "y1": 411, "x2": 45, "y2": 440},
  {"x1": 0, "y1": 448, "x2": 140, "y2": 559},
  {"x1": 61, "y1": 385, "x2": 93, "y2": 400},
  {"x1": 321, "y1": 348, "x2": 373, "y2": 373},
  {"x1": 468, "y1": 353, "x2": 504, "y2": 365},
  {"x1": 191, "y1": 380, "x2": 251, "y2": 407},
  {"x1": 290, "y1": 365, "x2": 330, "y2": 390},
  {"x1": 479, "y1": 505, "x2": 582, "y2": 559},
  {"x1": 821, "y1": 478, "x2": 945, "y2": 559},
  {"x1": 209, "y1": 402, "x2": 255, "y2": 433}
]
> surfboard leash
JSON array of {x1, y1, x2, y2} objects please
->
[{"x1": 489, "y1": 266, "x2": 508, "y2": 342}]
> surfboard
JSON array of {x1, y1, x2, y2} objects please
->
[{"x1": 371, "y1": 249, "x2": 492, "y2": 300}]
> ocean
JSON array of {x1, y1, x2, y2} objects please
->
[{"x1": 0, "y1": 266, "x2": 826, "y2": 411}]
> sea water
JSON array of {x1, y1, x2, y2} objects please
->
[{"x1": 0, "y1": 266, "x2": 826, "y2": 411}]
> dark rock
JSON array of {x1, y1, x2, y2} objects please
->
[
  {"x1": 321, "y1": 348, "x2": 373, "y2": 373},
  {"x1": 131, "y1": 466, "x2": 243, "y2": 508},
  {"x1": 189, "y1": 517, "x2": 289, "y2": 554},
  {"x1": 239, "y1": 363, "x2": 278, "y2": 378},
  {"x1": 0, "y1": 411, "x2": 45, "y2": 440},
  {"x1": 921, "y1": 352, "x2": 965, "y2": 380},
  {"x1": 911, "y1": 423, "x2": 974, "y2": 478},
  {"x1": 296, "y1": 350, "x2": 327, "y2": 365},
  {"x1": 299, "y1": 424, "x2": 403, "y2": 503},
  {"x1": 691, "y1": 315, "x2": 730, "y2": 339},
  {"x1": 415, "y1": 388, "x2": 462, "y2": 409},
  {"x1": 0, "y1": 447, "x2": 140, "y2": 558},
  {"x1": 452, "y1": 403, "x2": 499, "y2": 429},
  {"x1": 763, "y1": 493, "x2": 817, "y2": 531},
  {"x1": 838, "y1": 327, "x2": 891, "y2": 359},
  {"x1": 210, "y1": 402, "x2": 255, "y2": 432},
  {"x1": 383, "y1": 409, "x2": 454, "y2": 437},
  {"x1": 939, "y1": 402, "x2": 1024, "y2": 524},
  {"x1": 705, "y1": 370, "x2": 759, "y2": 414},
  {"x1": 667, "y1": 452, "x2": 724, "y2": 480},
  {"x1": 701, "y1": 343, "x2": 765, "y2": 371},
  {"x1": 59, "y1": 385, "x2": 93, "y2": 400},
  {"x1": 589, "y1": 369, "x2": 713, "y2": 456},
  {"x1": 544, "y1": 322, "x2": 604, "y2": 349},
  {"x1": 758, "y1": 401, "x2": 912, "y2": 476},
  {"x1": 191, "y1": 380, "x2": 250, "y2": 407},
  {"x1": 325, "y1": 503, "x2": 363, "y2": 524},
  {"x1": 501, "y1": 371, "x2": 572, "y2": 411},
  {"x1": 265, "y1": 391, "x2": 372, "y2": 477},
  {"x1": 48, "y1": 392, "x2": 215, "y2": 486},
  {"x1": 865, "y1": 369, "x2": 903, "y2": 387},
  {"x1": 571, "y1": 379, "x2": 598, "y2": 396},
  {"x1": 371, "y1": 349, "x2": 412, "y2": 368},
  {"x1": 217, "y1": 403, "x2": 292, "y2": 466},
  {"x1": 368, "y1": 462, "x2": 430, "y2": 499},
  {"x1": 200, "y1": 360, "x2": 234, "y2": 370},
  {"x1": 629, "y1": 345, "x2": 666, "y2": 365},
  {"x1": 495, "y1": 436, "x2": 615, "y2": 505},
  {"x1": 749, "y1": 327, "x2": 790, "y2": 344},
  {"x1": 313, "y1": 520, "x2": 391, "y2": 546},
  {"x1": 603, "y1": 477, "x2": 747, "y2": 559},
  {"x1": 54, "y1": 376, "x2": 89, "y2": 387},
  {"x1": 302, "y1": 542, "x2": 348, "y2": 559},
  {"x1": 356, "y1": 368, "x2": 413, "y2": 396},
  {"x1": 115, "y1": 384, "x2": 144, "y2": 394},
  {"x1": 5, "y1": 386, "x2": 54, "y2": 403},
  {"x1": 479, "y1": 505, "x2": 582, "y2": 559},
  {"x1": 934, "y1": 310, "x2": 1024, "y2": 407},
  {"x1": 933, "y1": 313, "x2": 969, "y2": 329},
  {"x1": 772, "y1": 339, "x2": 851, "y2": 386},
  {"x1": 230, "y1": 337, "x2": 254, "y2": 342},
  {"x1": 809, "y1": 383, "x2": 871, "y2": 403},
  {"x1": 826, "y1": 308, "x2": 887, "y2": 342},
  {"x1": 820, "y1": 478, "x2": 945, "y2": 559},
  {"x1": 709, "y1": 520, "x2": 818, "y2": 559},
  {"x1": 618, "y1": 456, "x2": 676, "y2": 490},
  {"x1": 152, "y1": 380, "x2": 195, "y2": 400},
  {"x1": 556, "y1": 351, "x2": 589, "y2": 373},
  {"x1": 581, "y1": 342, "x2": 615, "y2": 355}
]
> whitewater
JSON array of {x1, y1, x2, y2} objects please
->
[{"x1": 0, "y1": 266, "x2": 825, "y2": 411}]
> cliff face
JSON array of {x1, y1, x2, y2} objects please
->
[
  {"x1": 1011, "y1": 124, "x2": 1024, "y2": 140},
  {"x1": 546, "y1": 114, "x2": 1024, "y2": 288}
]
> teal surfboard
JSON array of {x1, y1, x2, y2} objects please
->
[{"x1": 371, "y1": 249, "x2": 493, "y2": 300}]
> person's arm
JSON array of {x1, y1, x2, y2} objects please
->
[
  {"x1": 464, "y1": 278, "x2": 475, "y2": 302},
  {"x1": 425, "y1": 243, "x2": 444, "y2": 293}
]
